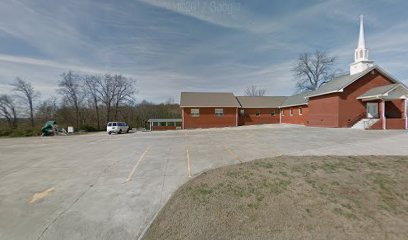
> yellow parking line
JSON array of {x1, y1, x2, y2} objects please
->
[
  {"x1": 224, "y1": 145, "x2": 242, "y2": 163},
  {"x1": 30, "y1": 187, "x2": 55, "y2": 204},
  {"x1": 186, "y1": 145, "x2": 192, "y2": 177},
  {"x1": 125, "y1": 146, "x2": 151, "y2": 183}
]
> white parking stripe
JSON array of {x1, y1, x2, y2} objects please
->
[{"x1": 125, "y1": 146, "x2": 151, "y2": 183}]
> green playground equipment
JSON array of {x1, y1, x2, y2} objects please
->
[{"x1": 41, "y1": 120, "x2": 57, "y2": 136}]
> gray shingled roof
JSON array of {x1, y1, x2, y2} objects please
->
[
  {"x1": 180, "y1": 92, "x2": 241, "y2": 107},
  {"x1": 280, "y1": 91, "x2": 310, "y2": 107},
  {"x1": 147, "y1": 119, "x2": 182, "y2": 123},
  {"x1": 357, "y1": 84, "x2": 408, "y2": 100},
  {"x1": 236, "y1": 96, "x2": 287, "y2": 108},
  {"x1": 306, "y1": 65, "x2": 400, "y2": 98},
  {"x1": 357, "y1": 84, "x2": 399, "y2": 99}
]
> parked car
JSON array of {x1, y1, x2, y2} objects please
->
[{"x1": 107, "y1": 122, "x2": 129, "y2": 134}]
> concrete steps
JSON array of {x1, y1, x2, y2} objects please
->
[{"x1": 351, "y1": 118, "x2": 380, "y2": 129}]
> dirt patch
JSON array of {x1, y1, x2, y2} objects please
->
[{"x1": 142, "y1": 156, "x2": 408, "y2": 240}]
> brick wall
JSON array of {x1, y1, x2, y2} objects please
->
[
  {"x1": 338, "y1": 69, "x2": 395, "y2": 127},
  {"x1": 152, "y1": 126, "x2": 178, "y2": 131},
  {"x1": 281, "y1": 105, "x2": 308, "y2": 125},
  {"x1": 369, "y1": 119, "x2": 406, "y2": 130},
  {"x1": 385, "y1": 100, "x2": 403, "y2": 118},
  {"x1": 307, "y1": 93, "x2": 340, "y2": 127},
  {"x1": 238, "y1": 108, "x2": 280, "y2": 125},
  {"x1": 386, "y1": 119, "x2": 405, "y2": 129},
  {"x1": 182, "y1": 107, "x2": 237, "y2": 129},
  {"x1": 308, "y1": 69, "x2": 395, "y2": 128}
]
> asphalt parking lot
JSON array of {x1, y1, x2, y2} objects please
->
[{"x1": 1, "y1": 124, "x2": 408, "y2": 240}]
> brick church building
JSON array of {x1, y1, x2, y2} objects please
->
[{"x1": 180, "y1": 16, "x2": 408, "y2": 130}]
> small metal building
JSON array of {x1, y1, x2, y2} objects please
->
[{"x1": 147, "y1": 119, "x2": 182, "y2": 131}]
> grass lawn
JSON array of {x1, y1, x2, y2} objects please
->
[{"x1": 143, "y1": 156, "x2": 408, "y2": 240}]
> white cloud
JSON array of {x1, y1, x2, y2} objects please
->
[
  {"x1": 137, "y1": 0, "x2": 254, "y2": 30},
  {"x1": 0, "y1": 54, "x2": 107, "y2": 74},
  {"x1": 1, "y1": 0, "x2": 408, "y2": 104}
]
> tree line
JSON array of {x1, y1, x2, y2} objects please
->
[
  {"x1": 1, "y1": 50, "x2": 338, "y2": 134},
  {"x1": 0, "y1": 71, "x2": 180, "y2": 132}
]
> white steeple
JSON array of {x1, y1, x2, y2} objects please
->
[
  {"x1": 358, "y1": 15, "x2": 366, "y2": 50},
  {"x1": 350, "y1": 15, "x2": 374, "y2": 75}
]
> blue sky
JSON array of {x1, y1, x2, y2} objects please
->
[{"x1": 0, "y1": 0, "x2": 407, "y2": 103}]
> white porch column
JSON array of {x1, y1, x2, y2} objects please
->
[
  {"x1": 381, "y1": 100, "x2": 386, "y2": 130},
  {"x1": 404, "y1": 99, "x2": 407, "y2": 130}
]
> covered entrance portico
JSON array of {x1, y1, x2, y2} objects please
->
[{"x1": 357, "y1": 84, "x2": 408, "y2": 130}]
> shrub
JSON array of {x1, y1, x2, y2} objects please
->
[
  {"x1": 80, "y1": 125, "x2": 100, "y2": 132},
  {"x1": 0, "y1": 128, "x2": 41, "y2": 137}
]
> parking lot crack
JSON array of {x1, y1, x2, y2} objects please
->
[
  {"x1": 36, "y1": 185, "x2": 93, "y2": 240},
  {"x1": 159, "y1": 147, "x2": 171, "y2": 204}
]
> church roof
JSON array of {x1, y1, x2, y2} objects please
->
[
  {"x1": 306, "y1": 65, "x2": 400, "y2": 98},
  {"x1": 280, "y1": 91, "x2": 310, "y2": 108},
  {"x1": 357, "y1": 84, "x2": 398, "y2": 99},
  {"x1": 357, "y1": 84, "x2": 408, "y2": 100},
  {"x1": 180, "y1": 92, "x2": 241, "y2": 107},
  {"x1": 236, "y1": 96, "x2": 287, "y2": 108}
]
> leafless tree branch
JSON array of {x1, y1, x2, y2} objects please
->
[
  {"x1": 244, "y1": 85, "x2": 266, "y2": 96},
  {"x1": 11, "y1": 77, "x2": 39, "y2": 127},
  {"x1": 292, "y1": 50, "x2": 337, "y2": 92}
]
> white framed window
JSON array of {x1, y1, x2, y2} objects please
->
[
  {"x1": 281, "y1": 109, "x2": 285, "y2": 116},
  {"x1": 256, "y1": 110, "x2": 261, "y2": 117},
  {"x1": 215, "y1": 108, "x2": 224, "y2": 117},
  {"x1": 290, "y1": 108, "x2": 294, "y2": 116},
  {"x1": 271, "y1": 110, "x2": 275, "y2": 116},
  {"x1": 191, "y1": 108, "x2": 200, "y2": 117},
  {"x1": 298, "y1": 107, "x2": 302, "y2": 115}
]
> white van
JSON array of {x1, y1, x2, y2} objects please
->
[{"x1": 107, "y1": 122, "x2": 129, "y2": 134}]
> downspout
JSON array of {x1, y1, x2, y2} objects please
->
[
  {"x1": 405, "y1": 99, "x2": 407, "y2": 130},
  {"x1": 236, "y1": 108, "x2": 238, "y2": 127},
  {"x1": 182, "y1": 108, "x2": 185, "y2": 129},
  {"x1": 279, "y1": 108, "x2": 282, "y2": 124}
]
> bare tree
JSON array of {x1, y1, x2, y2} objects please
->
[
  {"x1": 11, "y1": 77, "x2": 39, "y2": 127},
  {"x1": 245, "y1": 85, "x2": 266, "y2": 96},
  {"x1": 292, "y1": 50, "x2": 337, "y2": 92},
  {"x1": 36, "y1": 97, "x2": 58, "y2": 122},
  {"x1": 0, "y1": 94, "x2": 18, "y2": 128},
  {"x1": 113, "y1": 74, "x2": 136, "y2": 120},
  {"x1": 166, "y1": 97, "x2": 175, "y2": 104},
  {"x1": 94, "y1": 73, "x2": 118, "y2": 123},
  {"x1": 84, "y1": 74, "x2": 102, "y2": 129},
  {"x1": 58, "y1": 71, "x2": 84, "y2": 128}
]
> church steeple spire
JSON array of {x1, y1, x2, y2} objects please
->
[
  {"x1": 350, "y1": 14, "x2": 374, "y2": 75},
  {"x1": 358, "y1": 15, "x2": 366, "y2": 50}
]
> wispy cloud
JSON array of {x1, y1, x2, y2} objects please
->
[
  {"x1": 1, "y1": 0, "x2": 408, "y2": 103},
  {"x1": 137, "y1": 0, "x2": 253, "y2": 30},
  {"x1": 0, "y1": 54, "x2": 106, "y2": 74}
]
